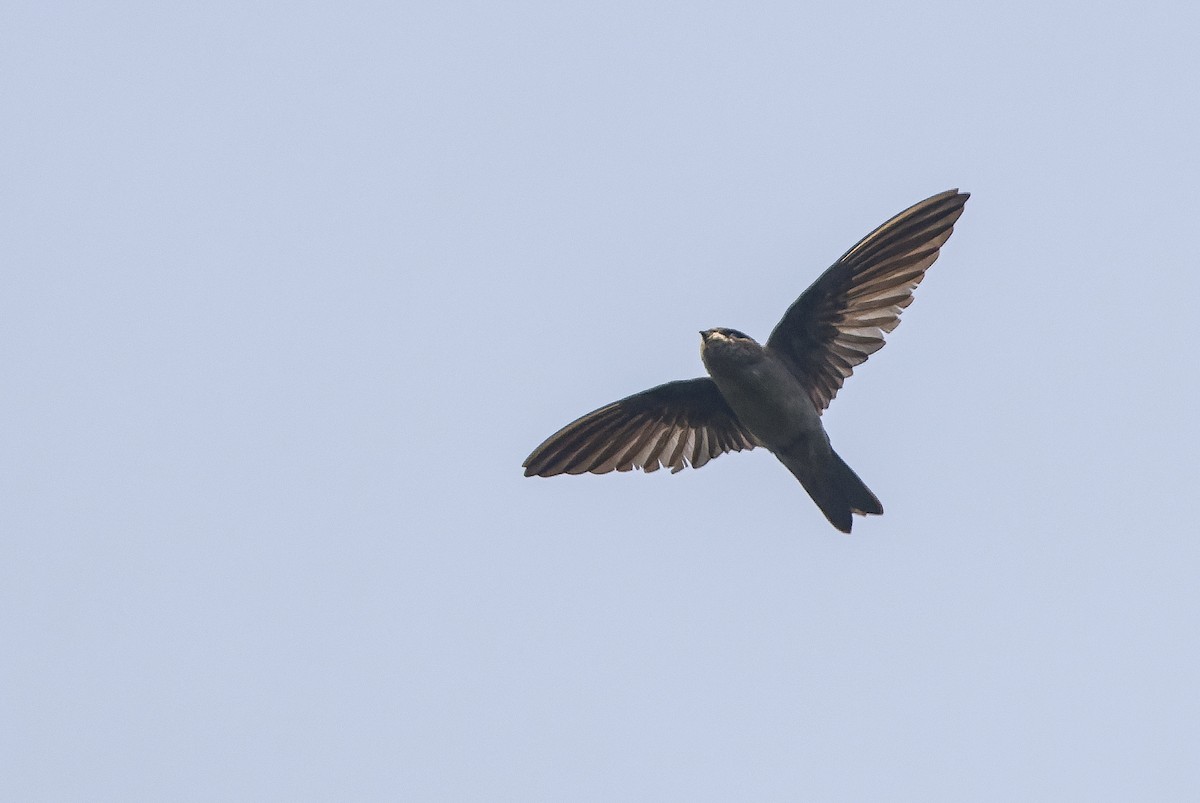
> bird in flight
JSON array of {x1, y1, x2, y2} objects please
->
[{"x1": 523, "y1": 189, "x2": 969, "y2": 533}]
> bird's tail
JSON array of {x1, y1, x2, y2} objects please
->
[{"x1": 780, "y1": 446, "x2": 883, "y2": 534}]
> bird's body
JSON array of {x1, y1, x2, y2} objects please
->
[
  {"x1": 700, "y1": 328, "x2": 882, "y2": 533},
  {"x1": 523, "y1": 189, "x2": 969, "y2": 533},
  {"x1": 699, "y1": 328, "x2": 823, "y2": 448}
]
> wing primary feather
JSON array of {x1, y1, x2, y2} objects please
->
[
  {"x1": 581, "y1": 418, "x2": 657, "y2": 474},
  {"x1": 538, "y1": 412, "x2": 641, "y2": 476},
  {"x1": 639, "y1": 415, "x2": 681, "y2": 470}
]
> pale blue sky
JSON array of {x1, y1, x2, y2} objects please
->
[{"x1": 3, "y1": 1, "x2": 1198, "y2": 800}]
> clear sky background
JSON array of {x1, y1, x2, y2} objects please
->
[{"x1": 3, "y1": 1, "x2": 1198, "y2": 800}]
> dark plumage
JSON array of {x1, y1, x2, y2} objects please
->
[{"x1": 523, "y1": 189, "x2": 969, "y2": 533}]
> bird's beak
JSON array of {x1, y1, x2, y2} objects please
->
[{"x1": 699, "y1": 329, "x2": 712, "y2": 340}]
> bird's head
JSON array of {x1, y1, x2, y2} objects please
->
[{"x1": 699, "y1": 328, "x2": 764, "y2": 367}]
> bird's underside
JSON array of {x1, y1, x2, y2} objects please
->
[{"x1": 523, "y1": 189, "x2": 969, "y2": 532}]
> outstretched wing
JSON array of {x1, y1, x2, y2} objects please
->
[
  {"x1": 523, "y1": 378, "x2": 758, "y2": 476},
  {"x1": 766, "y1": 189, "x2": 969, "y2": 412}
]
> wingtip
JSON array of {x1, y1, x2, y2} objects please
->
[{"x1": 934, "y1": 187, "x2": 969, "y2": 202}]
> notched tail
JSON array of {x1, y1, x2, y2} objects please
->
[{"x1": 781, "y1": 447, "x2": 882, "y2": 534}]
